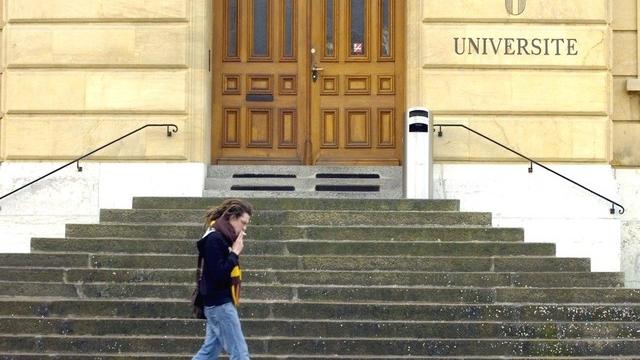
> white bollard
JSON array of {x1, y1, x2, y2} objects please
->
[{"x1": 404, "y1": 107, "x2": 433, "y2": 199}]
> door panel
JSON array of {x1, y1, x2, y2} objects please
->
[
  {"x1": 212, "y1": 0, "x2": 403, "y2": 165},
  {"x1": 213, "y1": 0, "x2": 308, "y2": 164},
  {"x1": 310, "y1": 0, "x2": 404, "y2": 165}
]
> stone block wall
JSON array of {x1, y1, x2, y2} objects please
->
[
  {"x1": 613, "y1": 0, "x2": 640, "y2": 166},
  {"x1": 0, "y1": 0, "x2": 211, "y2": 162},
  {"x1": 407, "y1": 0, "x2": 611, "y2": 163}
]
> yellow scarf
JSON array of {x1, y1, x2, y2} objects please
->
[{"x1": 230, "y1": 265, "x2": 242, "y2": 306}]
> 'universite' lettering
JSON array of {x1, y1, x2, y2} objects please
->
[{"x1": 454, "y1": 37, "x2": 579, "y2": 56}]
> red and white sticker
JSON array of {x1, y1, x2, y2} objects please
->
[{"x1": 352, "y1": 43, "x2": 363, "y2": 55}]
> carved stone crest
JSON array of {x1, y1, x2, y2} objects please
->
[{"x1": 505, "y1": 0, "x2": 527, "y2": 16}]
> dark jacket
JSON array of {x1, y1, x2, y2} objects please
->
[{"x1": 197, "y1": 229, "x2": 239, "y2": 306}]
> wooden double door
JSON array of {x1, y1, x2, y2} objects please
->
[{"x1": 212, "y1": 0, "x2": 404, "y2": 165}]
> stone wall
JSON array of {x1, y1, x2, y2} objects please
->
[
  {"x1": 407, "y1": 0, "x2": 611, "y2": 162},
  {"x1": 613, "y1": 0, "x2": 640, "y2": 166},
  {"x1": 1, "y1": 0, "x2": 211, "y2": 162}
]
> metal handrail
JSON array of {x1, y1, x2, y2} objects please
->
[
  {"x1": 0, "y1": 124, "x2": 178, "y2": 203},
  {"x1": 435, "y1": 123, "x2": 625, "y2": 215}
]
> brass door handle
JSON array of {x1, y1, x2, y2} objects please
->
[{"x1": 312, "y1": 64, "x2": 324, "y2": 82}]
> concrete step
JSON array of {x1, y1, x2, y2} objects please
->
[
  {"x1": 1, "y1": 254, "x2": 591, "y2": 272},
  {"x1": 2, "y1": 355, "x2": 640, "y2": 360},
  {"x1": 0, "y1": 254, "x2": 90, "y2": 268},
  {"x1": 2, "y1": 354, "x2": 194, "y2": 360},
  {"x1": 0, "y1": 282, "x2": 494, "y2": 303},
  {"x1": 3, "y1": 317, "x2": 639, "y2": 339},
  {"x1": 2, "y1": 354, "x2": 639, "y2": 360},
  {"x1": 0, "y1": 268, "x2": 67, "y2": 282},
  {"x1": 93, "y1": 254, "x2": 589, "y2": 272},
  {"x1": 0, "y1": 282, "x2": 80, "y2": 298},
  {"x1": 202, "y1": 179, "x2": 403, "y2": 198},
  {"x1": 132, "y1": 197, "x2": 460, "y2": 211},
  {"x1": 56, "y1": 269, "x2": 622, "y2": 288},
  {"x1": 202, "y1": 190, "x2": 400, "y2": 198},
  {"x1": 33, "y1": 239, "x2": 550, "y2": 257},
  {"x1": 497, "y1": 288, "x2": 640, "y2": 304},
  {"x1": 64, "y1": 224, "x2": 524, "y2": 242},
  {"x1": 3, "y1": 299, "x2": 640, "y2": 321},
  {"x1": 503, "y1": 272, "x2": 624, "y2": 287},
  {"x1": 2, "y1": 282, "x2": 639, "y2": 303},
  {"x1": 0, "y1": 268, "x2": 622, "y2": 288},
  {"x1": 206, "y1": 165, "x2": 402, "y2": 179},
  {"x1": 204, "y1": 177, "x2": 401, "y2": 189},
  {"x1": 1, "y1": 335, "x2": 640, "y2": 356},
  {"x1": 99, "y1": 209, "x2": 492, "y2": 227}
]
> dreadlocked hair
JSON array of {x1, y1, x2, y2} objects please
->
[{"x1": 203, "y1": 199, "x2": 254, "y2": 229}]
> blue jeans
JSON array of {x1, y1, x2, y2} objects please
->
[{"x1": 192, "y1": 302, "x2": 250, "y2": 360}]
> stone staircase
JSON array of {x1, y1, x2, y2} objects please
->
[{"x1": 1, "y1": 197, "x2": 639, "y2": 359}]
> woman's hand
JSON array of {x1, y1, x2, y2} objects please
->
[{"x1": 231, "y1": 231, "x2": 246, "y2": 255}]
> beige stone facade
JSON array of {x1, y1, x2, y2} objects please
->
[
  {"x1": 0, "y1": 0, "x2": 636, "y2": 166},
  {"x1": 1, "y1": 0, "x2": 210, "y2": 162},
  {"x1": 412, "y1": 0, "x2": 612, "y2": 162},
  {"x1": 613, "y1": 0, "x2": 640, "y2": 166}
]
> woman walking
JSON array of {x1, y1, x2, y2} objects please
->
[{"x1": 192, "y1": 199, "x2": 253, "y2": 360}]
